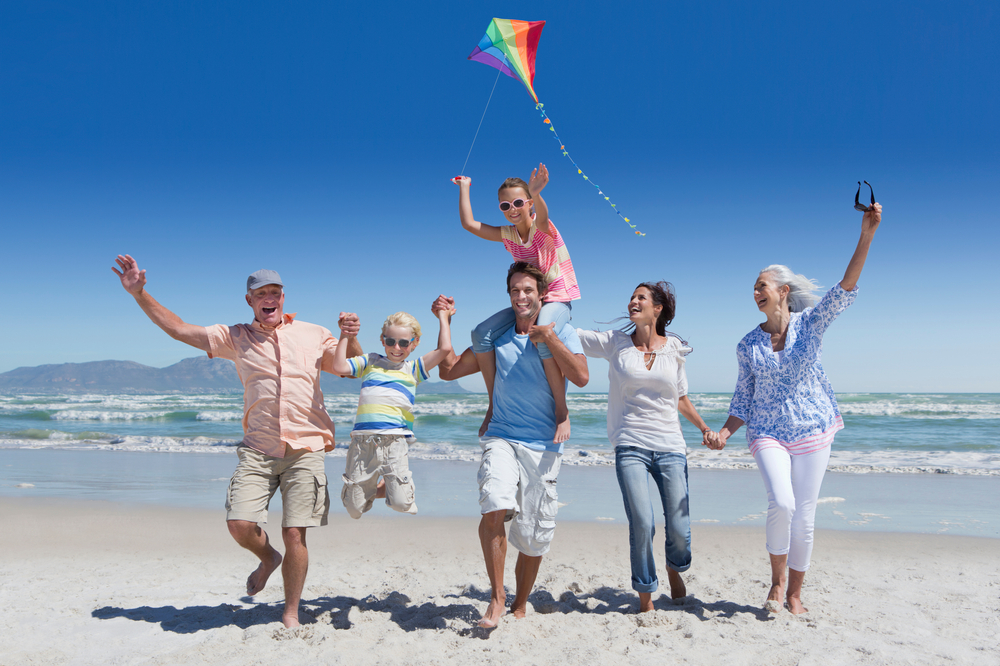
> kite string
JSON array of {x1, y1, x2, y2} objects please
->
[
  {"x1": 460, "y1": 62, "x2": 505, "y2": 176},
  {"x1": 536, "y1": 103, "x2": 645, "y2": 236}
]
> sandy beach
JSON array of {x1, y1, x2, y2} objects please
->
[{"x1": 2, "y1": 497, "x2": 997, "y2": 665}]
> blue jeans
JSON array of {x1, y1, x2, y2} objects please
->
[
  {"x1": 615, "y1": 446, "x2": 691, "y2": 593},
  {"x1": 471, "y1": 302, "x2": 572, "y2": 359}
]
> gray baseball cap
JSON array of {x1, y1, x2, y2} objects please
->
[{"x1": 246, "y1": 269, "x2": 284, "y2": 292}]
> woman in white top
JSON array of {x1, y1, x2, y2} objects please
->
[
  {"x1": 713, "y1": 199, "x2": 882, "y2": 614},
  {"x1": 578, "y1": 282, "x2": 716, "y2": 612}
]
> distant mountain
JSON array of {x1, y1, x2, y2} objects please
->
[{"x1": 0, "y1": 357, "x2": 470, "y2": 394}]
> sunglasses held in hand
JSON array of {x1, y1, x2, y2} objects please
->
[{"x1": 854, "y1": 181, "x2": 875, "y2": 212}]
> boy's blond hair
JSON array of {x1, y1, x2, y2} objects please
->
[{"x1": 381, "y1": 311, "x2": 421, "y2": 339}]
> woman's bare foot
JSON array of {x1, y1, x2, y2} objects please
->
[
  {"x1": 637, "y1": 592, "x2": 655, "y2": 613},
  {"x1": 786, "y1": 567, "x2": 808, "y2": 614},
  {"x1": 786, "y1": 594, "x2": 808, "y2": 614},
  {"x1": 246, "y1": 549, "x2": 282, "y2": 596},
  {"x1": 478, "y1": 599, "x2": 506, "y2": 628},
  {"x1": 375, "y1": 478, "x2": 386, "y2": 499},
  {"x1": 764, "y1": 583, "x2": 784, "y2": 613},
  {"x1": 667, "y1": 569, "x2": 687, "y2": 599}
]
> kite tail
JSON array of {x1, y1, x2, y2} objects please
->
[{"x1": 535, "y1": 103, "x2": 645, "y2": 237}]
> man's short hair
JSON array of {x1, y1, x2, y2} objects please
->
[{"x1": 506, "y1": 262, "x2": 548, "y2": 294}]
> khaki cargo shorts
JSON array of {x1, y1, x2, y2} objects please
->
[
  {"x1": 226, "y1": 445, "x2": 330, "y2": 527},
  {"x1": 341, "y1": 432, "x2": 417, "y2": 519}
]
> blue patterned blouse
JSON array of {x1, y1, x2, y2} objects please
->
[{"x1": 728, "y1": 283, "x2": 858, "y2": 451}]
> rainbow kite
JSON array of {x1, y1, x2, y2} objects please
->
[{"x1": 466, "y1": 17, "x2": 644, "y2": 237}]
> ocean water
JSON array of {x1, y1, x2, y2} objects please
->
[
  {"x1": 1, "y1": 391, "x2": 998, "y2": 475},
  {"x1": 2, "y1": 392, "x2": 997, "y2": 536}
]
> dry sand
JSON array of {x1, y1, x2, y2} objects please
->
[{"x1": 1, "y1": 497, "x2": 997, "y2": 665}]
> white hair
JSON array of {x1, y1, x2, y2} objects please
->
[{"x1": 760, "y1": 264, "x2": 822, "y2": 312}]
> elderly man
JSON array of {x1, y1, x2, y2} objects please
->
[
  {"x1": 112, "y1": 254, "x2": 361, "y2": 628},
  {"x1": 437, "y1": 261, "x2": 589, "y2": 628}
]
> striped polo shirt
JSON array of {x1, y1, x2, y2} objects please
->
[
  {"x1": 347, "y1": 353, "x2": 429, "y2": 436},
  {"x1": 500, "y1": 218, "x2": 581, "y2": 303}
]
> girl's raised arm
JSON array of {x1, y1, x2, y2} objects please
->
[
  {"x1": 527, "y1": 163, "x2": 551, "y2": 235},
  {"x1": 455, "y1": 177, "x2": 503, "y2": 242}
]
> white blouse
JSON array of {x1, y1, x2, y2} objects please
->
[{"x1": 577, "y1": 329, "x2": 691, "y2": 454}]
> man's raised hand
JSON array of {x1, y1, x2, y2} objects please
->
[
  {"x1": 113, "y1": 254, "x2": 146, "y2": 296},
  {"x1": 432, "y1": 295, "x2": 456, "y2": 319},
  {"x1": 338, "y1": 312, "x2": 360, "y2": 337}
]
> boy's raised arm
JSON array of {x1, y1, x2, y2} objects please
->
[
  {"x1": 331, "y1": 313, "x2": 359, "y2": 376},
  {"x1": 336, "y1": 312, "x2": 364, "y2": 359},
  {"x1": 112, "y1": 254, "x2": 211, "y2": 353},
  {"x1": 420, "y1": 295, "x2": 455, "y2": 371},
  {"x1": 455, "y1": 177, "x2": 503, "y2": 242}
]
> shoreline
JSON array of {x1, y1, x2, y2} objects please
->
[
  {"x1": 2, "y1": 497, "x2": 997, "y2": 665},
  {"x1": 2, "y1": 449, "x2": 998, "y2": 538}
]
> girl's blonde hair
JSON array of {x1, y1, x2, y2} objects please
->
[{"x1": 381, "y1": 311, "x2": 421, "y2": 339}]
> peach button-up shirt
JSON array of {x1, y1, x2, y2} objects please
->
[{"x1": 206, "y1": 313, "x2": 339, "y2": 458}]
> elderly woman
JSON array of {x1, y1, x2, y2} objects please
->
[
  {"x1": 578, "y1": 282, "x2": 715, "y2": 612},
  {"x1": 713, "y1": 200, "x2": 882, "y2": 614}
]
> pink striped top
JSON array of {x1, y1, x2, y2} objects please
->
[
  {"x1": 748, "y1": 415, "x2": 843, "y2": 457},
  {"x1": 499, "y1": 219, "x2": 581, "y2": 303}
]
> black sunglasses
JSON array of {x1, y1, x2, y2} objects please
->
[
  {"x1": 854, "y1": 181, "x2": 875, "y2": 212},
  {"x1": 383, "y1": 336, "x2": 414, "y2": 349}
]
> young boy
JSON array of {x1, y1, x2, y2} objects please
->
[
  {"x1": 333, "y1": 301, "x2": 453, "y2": 518},
  {"x1": 454, "y1": 163, "x2": 581, "y2": 443}
]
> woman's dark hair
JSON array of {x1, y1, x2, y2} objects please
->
[{"x1": 623, "y1": 281, "x2": 676, "y2": 336}]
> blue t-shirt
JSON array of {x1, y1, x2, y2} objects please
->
[{"x1": 484, "y1": 323, "x2": 583, "y2": 453}]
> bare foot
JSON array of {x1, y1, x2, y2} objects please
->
[
  {"x1": 786, "y1": 595, "x2": 808, "y2": 615},
  {"x1": 510, "y1": 601, "x2": 528, "y2": 619},
  {"x1": 478, "y1": 599, "x2": 506, "y2": 627},
  {"x1": 765, "y1": 583, "x2": 784, "y2": 613},
  {"x1": 554, "y1": 416, "x2": 571, "y2": 444},
  {"x1": 282, "y1": 610, "x2": 301, "y2": 628},
  {"x1": 375, "y1": 478, "x2": 386, "y2": 499},
  {"x1": 637, "y1": 592, "x2": 654, "y2": 613},
  {"x1": 246, "y1": 549, "x2": 282, "y2": 596},
  {"x1": 667, "y1": 569, "x2": 687, "y2": 599}
]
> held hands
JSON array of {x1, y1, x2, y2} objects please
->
[
  {"x1": 431, "y1": 295, "x2": 456, "y2": 320},
  {"x1": 112, "y1": 254, "x2": 146, "y2": 296},
  {"x1": 862, "y1": 202, "x2": 882, "y2": 235},
  {"x1": 338, "y1": 312, "x2": 360, "y2": 337},
  {"x1": 528, "y1": 163, "x2": 548, "y2": 194},
  {"x1": 701, "y1": 429, "x2": 726, "y2": 450}
]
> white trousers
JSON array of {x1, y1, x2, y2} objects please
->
[{"x1": 753, "y1": 444, "x2": 831, "y2": 571}]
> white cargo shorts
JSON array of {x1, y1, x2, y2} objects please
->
[{"x1": 478, "y1": 436, "x2": 561, "y2": 557}]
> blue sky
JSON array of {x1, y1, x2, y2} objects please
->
[{"x1": 3, "y1": 1, "x2": 998, "y2": 392}]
